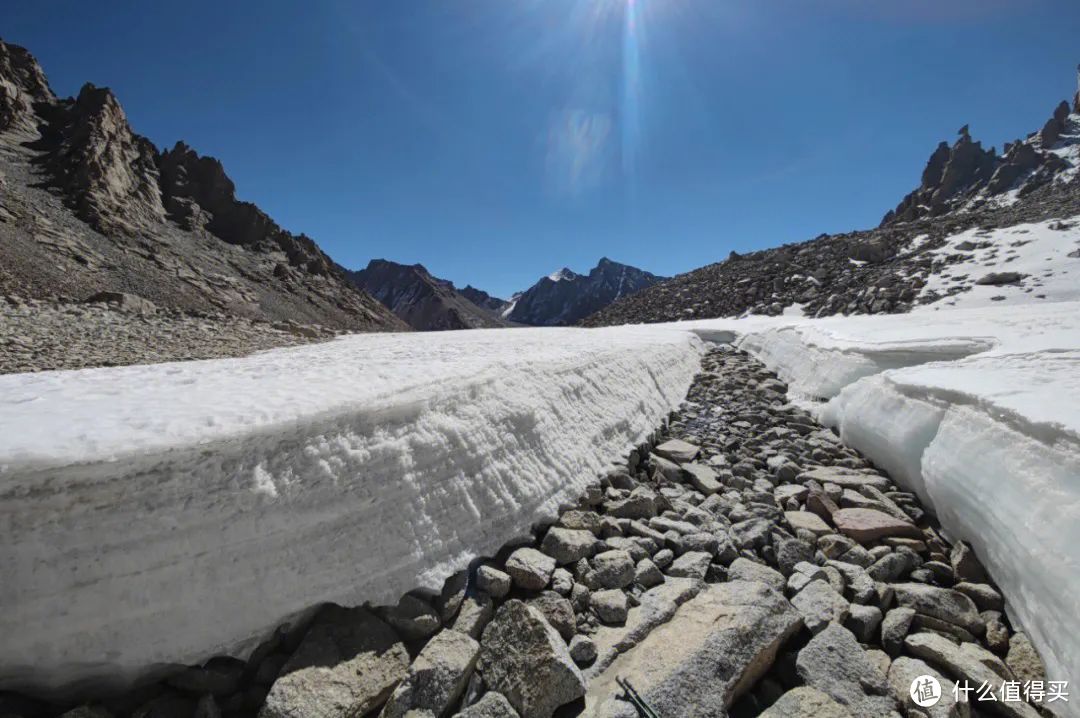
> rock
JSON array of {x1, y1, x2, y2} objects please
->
[
  {"x1": 844, "y1": 604, "x2": 883, "y2": 643},
  {"x1": 975, "y1": 271, "x2": 1024, "y2": 286},
  {"x1": 683, "y1": 463, "x2": 722, "y2": 495},
  {"x1": 591, "y1": 589, "x2": 629, "y2": 625},
  {"x1": 166, "y1": 659, "x2": 243, "y2": 696},
  {"x1": 775, "y1": 537, "x2": 815, "y2": 576},
  {"x1": 666, "y1": 550, "x2": 711, "y2": 580},
  {"x1": 796, "y1": 624, "x2": 901, "y2": 718},
  {"x1": 568, "y1": 635, "x2": 597, "y2": 665},
  {"x1": 550, "y1": 568, "x2": 574, "y2": 596},
  {"x1": 1005, "y1": 633, "x2": 1046, "y2": 685},
  {"x1": 825, "y1": 561, "x2": 876, "y2": 605},
  {"x1": 832, "y1": 508, "x2": 922, "y2": 544},
  {"x1": 798, "y1": 468, "x2": 890, "y2": 492},
  {"x1": 633, "y1": 558, "x2": 664, "y2": 588},
  {"x1": 653, "y1": 439, "x2": 700, "y2": 463},
  {"x1": 785, "y1": 511, "x2": 832, "y2": 536},
  {"x1": 584, "y1": 581, "x2": 803, "y2": 717},
  {"x1": 604, "y1": 488, "x2": 657, "y2": 520},
  {"x1": 952, "y1": 582, "x2": 1003, "y2": 612},
  {"x1": 380, "y1": 629, "x2": 480, "y2": 718},
  {"x1": 759, "y1": 687, "x2": 855, "y2": 717},
  {"x1": 949, "y1": 542, "x2": 987, "y2": 583},
  {"x1": 558, "y1": 510, "x2": 602, "y2": 534},
  {"x1": 476, "y1": 566, "x2": 512, "y2": 599},
  {"x1": 982, "y1": 611, "x2": 1009, "y2": 654},
  {"x1": 383, "y1": 594, "x2": 442, "y2": 640},
  {"x1": 588, "y1": 550, "x2": 636, "y2": 589},
  {"x1": 791, "y1": 580, "x2": 850, "y2": 634},
  {"x1": 452, "y1": 593, "x2": 495, "y2": 640},
  {"x1": 259, "y1": 606, "x2": 409, "y2": 718},
  {"x1": 528, "y1": 592, "x2": 576, "y2": 641},
  {"x1": 456, "y1": 692, "x2": 520, "y2": 718},
  {"x1": 867, "y1": 551, "x2": 916, "y2": 583},
  {"x1": 541, "y1": 528, "x2": 598, "y2": 565},
  {"x1": 505, "y1": 548, "x2": 556, "y2": 591},
  {"x1": 904, "y1": 633, "x2": 1040, "y2": 718},
  {"x1": 435, "y1": 570, "x2": 469, "y2": 624},
  {"x1": 881, "y1": 607, "x2": 915, "y2": 657},
  {"x1": 728, "y1": 558, "x2": 786, "y2": 594},
  {"x1": 84, "y1": 291, "x2": 157, "y2": 315},
  {"x1": 887, "y1": 656, "x2": 970, "y2": 718},
  {"x1": 892, "y1": 583, "x2": 984, "y2": 636},
  {"x1": 479, "y1": 601, "x2": 586, "y2": 718}
]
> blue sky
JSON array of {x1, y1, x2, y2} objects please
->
[{"x1": 4, "y1": 1, "x2": 1080, "y2": 298}]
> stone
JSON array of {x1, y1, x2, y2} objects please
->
[
  {"x1": 652, "y1": 548, "x2": 674, "y2": 569},
  {"x1": 476, "y1": 566, "x2": 512, "y2": 599},
  {"x1": 796, "y1": 624, "x2": 901, "y2": 718},
  {"x1": 784, "y1": 511, "x2": 831, "y2": 536},
  {"x1": 904, "y1": 633, "x2": 1040, "y2": 718},
  {"x1": 832, "y1": 508, "x2": 922, "y2": 544},
  {"x1": 952, "y1": 582, "x2": 1003, "y2": 613},
  {"x1": 791, "y1": 580, "x2": 850, "y2": 634},
  {"x1": 653, "y1": 439, "x2": 700, "y2": 463},
  {"x1": 634, "y1": 558, "x2": 664, "y2": 588},
  {"x1": 435, "y1": 570, "x2": 469, "y2": 624},
  {"x1": 844, "y1": 604, "x2": 883, "y2": 643},
  {"x1": 728, "y1": 558, "x2": 786, "y2": 594},
  {"x1": 949, "y1": 542, "x2": 987, "y2": 583},
  {"x1": 166, "y1": 660, "x2": 243, "y2": 696},
  {"x1": 649, "y1": 453, "x2": 683, "y2": 482},
  {"x1": 798, "y1": 467, "x2": 890, "y2": 492},
  {"x1": 569, "y1": 635, "x2": 597, "y2": 665},
  {"x1": 259, "y1": 606, "x2": 409, "y2": 718},
  {"x1": 759, "y1": 687, "x2": 854, "y2": 717},
  {"x1": 528, "y1": 591, "x2": 576, "y2": 641},
  {"x1": 84, "y1": 291, "x2": 158, "y2": 315},
  {"x1": 380, "y1": 629, "x2": 480, "y2": 718},
  {"x1": 825, "y1": 561, "x2": 876, "y2": 605},
  {"x1": 588, "y1": 550, "x2": 636, "y2": 589},
  {"x1": 584, "y1": 581, "x2": 802, "y2": 717},
  {"x1": 479, "y1": 601, "x2": 585, "y2": 718},
  {"x1": 558, "y1": 510, "x2": 602, "y2": 535},
  {"x1": 982, "y1": 611, "x2": 1010, "y2": 654},
  {"x1": 867, "y1": 551, "x2": 916, "y2": 583},
  {"x1": 456, "y1": 692, "x2": 520, "y2": 718},
  {"x1": 887, "y1": 657, "x2": 970, "y2": 718},
  {"x1": 591, "y1": 589, "x2": 629, "y2": 625},
  {"x1": 666, "y1": 550, "x2": 712, "y2": 580},
  {"x1": 604, "y1": 487, "x2": 657, "y2": 520},
  {"x1": 775, "y1": 537, "x2": 815, "y2": 576},
  {"x1": 383, "y1": 594, "x2": 442, "y2": 641},
  {"x1": 683, "y1": 463, "x2": 722, "y2": 495},
  {"x1": 881, "y1": 607, "x2": 915, "y2": 657},
  {"x1": 892, "y1": 583, "x2": 984, "y2": 636},
  {"x1": 505, "y1": 548, "x2": 556, "y2": 591},
  {"x1": 452, "y1": 593, "x2": 495, "y2": 640},
  {"x1": 1005, "y1": 633, "x2": 1046, "y2": 685},
  {"x1": 540, "y1": 528, "x2": 598, "y2": 565}
]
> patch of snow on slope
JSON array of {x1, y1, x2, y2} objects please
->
[
  {"x1": 689, "y1": 302, "x2": 1080, "y2": 703},
  {"x1": 916, "y1": 216, "x2": 1080, "y2": 311},
  {"x1": 0, "y1": 326, "x2": 704, "y2": 694}
]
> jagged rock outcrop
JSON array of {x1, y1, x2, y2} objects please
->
[
  {"x1": 0, "y1": 39, "x2": 404, "y2": 332},
  {"x1": 459, "y1": 285, "x2": 510, "y2": 314},
  {"x1": 508, "y1": 258, "x2": 663, "y2": 326},
  {"x1": 349, "y1": 259, "x2": 510, "y2": 331}
]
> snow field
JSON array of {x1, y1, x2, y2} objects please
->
[{"x1": 0, "y1": 326, "x2": 705, "y2": 694}]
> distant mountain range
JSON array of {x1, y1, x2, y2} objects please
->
[{"x1": 350, "y1": 257, "x2": 663, "y2": 331}]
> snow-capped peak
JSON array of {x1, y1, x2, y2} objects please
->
[{"x1": 547, "y1": 268, "x2": 578, "y2": 283}]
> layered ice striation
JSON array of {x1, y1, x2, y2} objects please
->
[
  {"x1": 692, "y1": 302, "x2": 1080, "y2": 697},
  {"x1": 0, "y1": 326, "x2": 704, "y2": 695}
]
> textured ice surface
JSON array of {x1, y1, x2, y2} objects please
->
[
  {"x1": 691, "y1": 302, "x2": 1080, "y2": 697},
  {"x1": 0, "y1": 326, "x2": 704, "y2": 694}
]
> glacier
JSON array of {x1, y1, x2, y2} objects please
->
[
  {"x1": 689, "y1": 300, "x2": 1080, "y2": 694},
  {"x1": 0, "y1": 326, "x2": 705, "y2": 694}
]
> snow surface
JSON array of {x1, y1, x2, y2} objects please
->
[
  {"x1": 687, "y1": 301, "x2": 1080, "y2": 697},
  {"x1": 0, "y1": 326, "x2": 704, "y2": 694},
  {"x1": 916, "y1": 216, "x2": 1080, "y2": 310}
]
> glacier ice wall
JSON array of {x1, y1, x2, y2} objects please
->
[{"x1": 0, "y1": 326, "x2": 704, "y2": 694}]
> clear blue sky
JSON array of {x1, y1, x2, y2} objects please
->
[{"x1": 4, "y1": 1, "x2": 1080, "y2": 298}]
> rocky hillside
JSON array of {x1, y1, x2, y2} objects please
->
[
  {"x1": 458, "y1": 285, "x2": 510, "y2": 315},
  {"x1": 349, "y1": 259, "x2": 510, "y2": 331},
  {"x1": 0, "y1": 40, "x2": 405, "y2": 333},
  {"x1": 584, "y1": 94, "x2": 1080, "y2": 327},
  {"x1": 508, "y1": 258, "x2": 664, "y2": 326}
]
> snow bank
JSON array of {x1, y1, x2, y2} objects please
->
[
  {"x1": 0, "y1": 326, "x2": 704, "y2": 695},
  {"x1": 690, "y1": 302, "x2": 1080, "y2": 694}
]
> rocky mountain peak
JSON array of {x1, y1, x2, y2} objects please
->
[
  {"x1": 0, "y1": 40, "x2": 53, "y2": 133},
  {"x1": 508, "y1": 258, "x2": 664, "y2": 326}
]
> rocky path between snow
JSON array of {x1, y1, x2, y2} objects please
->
[{"x1": 1, "y1": 347, "x2": 1055, "y2": 718}]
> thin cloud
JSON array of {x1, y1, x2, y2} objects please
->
[{"x1": 545, "y1": 109, "x2": 613, "y2": 197}]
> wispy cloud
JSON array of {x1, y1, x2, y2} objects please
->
[{"x1": 545, "y1": 109, "x2": 613, "y2": 197}]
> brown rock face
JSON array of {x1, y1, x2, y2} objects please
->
[
  {"x1": 0, "y1": 40, "x2": 53, "y2": 133},
  {"x1": 43, "y1": 83, "x2": 166, "y2": 235}
]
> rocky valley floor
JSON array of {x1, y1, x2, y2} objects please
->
[{"x1": 1, "y1": 346, "x2": 1055, "y2": 718}]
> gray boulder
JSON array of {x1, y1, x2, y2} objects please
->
[
  {"x1": 505, "y1": 548, "x2": 556, "y2": 591},
  {"x1": 796, "y1": 624, "x2": 901, "y2": 718},
  {"x1": 380, "y1": 629, "x2": 479, "y2": 718}
]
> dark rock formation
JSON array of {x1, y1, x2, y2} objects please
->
[
  {"x1": 349, "y1": 259, "x2": 510, "y2": 331},
  {"x1": 508, "y1": 258, "x2": 664, "y2": 326},
  {"x1": 459, "y1": 285, "x2": 510, "y2": 315},
  {"x1": 0, "y1": 39, "x2": 53, "y2": 133}
]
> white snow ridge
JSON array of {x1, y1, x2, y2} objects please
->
[{"x1": 0, "y1": 326, "x2": 704, "y2": 694}]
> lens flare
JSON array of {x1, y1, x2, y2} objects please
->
[{"x1": 621, "y1": 0, "x2": 642, "y2": 184}]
